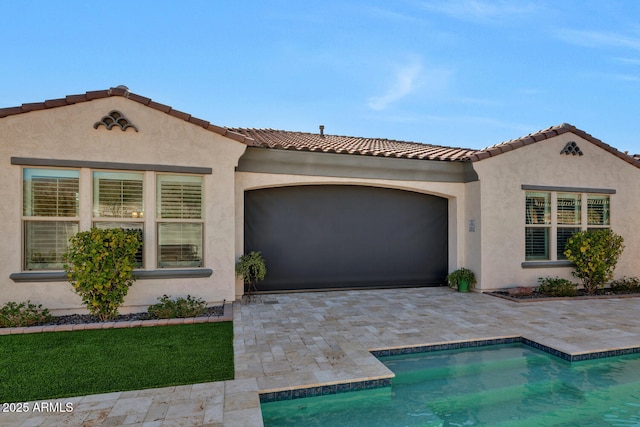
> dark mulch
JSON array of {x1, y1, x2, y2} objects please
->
[
  {"x1": 42, "y1": 305, "x2": 225, "y2": 326},
  {"x1": 487, "y1": 288, "x2": 640, "y2": 301}
]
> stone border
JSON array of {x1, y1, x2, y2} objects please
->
[
  {"x1": 259, "y1": 378, "x2": 392, "y2": 404},
  {"x1": 370, "y1": 336, "x2": 522, "y2": 357},
  {"x1": 374, "y1": 335, "x2": 640, "y2": 364},
  {"x1": 486, "y1": 291, "x2": 640, "y2": 303},
  {"x1": 260, "y1": 335, "x2": 640, "y2": 404},
  {"x1": 0, "y1": 302, "x2": 233, "y2": 335}
]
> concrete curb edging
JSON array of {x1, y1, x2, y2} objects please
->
[{"x1": 0, "y1": 302, "x2": 233, "y2": 335}]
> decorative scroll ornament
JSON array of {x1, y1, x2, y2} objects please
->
[
  {"x1": 561, "y1": 141, "x2": 583, "y2": 156},
  {"x1": 93, "y1": 110, "x2": 138, "y2": 132}
]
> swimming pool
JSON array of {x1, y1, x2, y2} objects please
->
[{"x1": 261, "y1": 343, "x2": 640, "y2": 426}]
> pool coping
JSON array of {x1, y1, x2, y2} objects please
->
[{"x1": 260, "y1": 335, "x2": 640, "y2": 404}]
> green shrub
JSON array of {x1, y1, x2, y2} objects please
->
[
  {"x1": 235, "y1": 251, "x2": 267, "y2": 295},
  {"x1": 147, "y1": 294, "x2": 208, "y2": 319},
  {"x1": 537, "y1": 277, "x2": 578, "y2": 297},
  {"x1": 446, "y1": 268, "x2": 477, "y2": 290},
  {"x1": 610, "y1": 276, "x2": 640, "y2": 293},
  {"x1": 564, "y1": 229, "x2": 624, "y2": 295},
  {"x1": 0, "y1": 301, "x2": 52, "y2": 328},
  {"x1": 64, "y1": 228, "x2": 141, "y2": 321}
]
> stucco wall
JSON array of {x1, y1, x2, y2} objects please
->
[
  {"x1": 0, "y1": 97, "x2": 246, "y2": 313},
  {"x1": 464, "y1": 180, "x2": 482, "y2": 287},
  {"x1": 471, "y1": 133, "x2": 640, "y2": 290},
  {"x1": 234, "y1": 171, "x2": 468, "y2": 297}
]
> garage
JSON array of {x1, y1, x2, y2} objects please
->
[{"x1": 244, "y1": 185, "x2": 448, "y2": 291}]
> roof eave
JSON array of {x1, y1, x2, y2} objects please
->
[{"x1": 0, "y1": 86, "x2": 256, "y2": 146}]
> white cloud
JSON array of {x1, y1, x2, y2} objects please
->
[
  {"x1": 367, "y1": 61, "x2": 424, "y2": 111},
  {"x1": 611, "y1": 74, "x2": 640, "y2": 82},
  {"x1": 614, "y1": 57, "x2": 640, "y2": 65},
  {"x1": 555, "y1": 29, "x2": 640, "y2": 50},
  {"x1": 420, "y1": 0, "x2": 539, "y2": 24},
  {"x1": 364, "y1": 6, "x2": 417, "y2": 23}
]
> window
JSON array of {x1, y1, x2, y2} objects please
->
[
  {"x1": 93, "y1": 171, "x2": 144, "y2": 267},
  {"x1": 22, "y1": 167, "x2": 206, "y2": 271},
  {"x1": 156, "y1": 175, "x2": 203, "y2": 268},
  {"x1": 588, "y1": 195, "x2": 610, "y2": 227},
  {"x1": 525, "y1": 192, "x2": 550, "y2": 260},
  {"x1": 23, "y1": 169, "x2": 79, "y2": 270},
  {"x1": 93, "y1": 172, "x2": 143, "y2": 218},
  {"x1": 525, "y1": 191, "x2": 610, "y2": 261},
  {"x1": 556, "y1": 193, "x2": 580, "y2": 260}
]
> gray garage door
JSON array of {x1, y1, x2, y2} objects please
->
[{"x1": 244, "y1": 185, "x2": 448, "y2": 291}]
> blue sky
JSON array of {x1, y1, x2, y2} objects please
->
[{"x1": 3, "y1": 1, "x2": 640, "y2": 154}]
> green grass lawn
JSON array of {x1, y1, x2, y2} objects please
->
[{"x1": 0, "y1": 322, "x2": 234, "y2": 403}]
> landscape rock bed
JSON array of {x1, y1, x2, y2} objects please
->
[
  {"x1": 487, "y1": 289, "x2": 640, "y2": 302},
  {"x1": 41, "y1": 305, "x2": 225, "y2": 326}
]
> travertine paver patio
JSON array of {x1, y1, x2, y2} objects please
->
[{"x1": 5, "y1": 287, "x2": 640, "y2": 426}]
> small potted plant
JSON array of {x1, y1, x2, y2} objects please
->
[
  {"x1": 446, "y1": 268, "x2": 477, "y2": 293},
  {"x1": 235, "y1": 251, "x2": 267, "y2": 299}
]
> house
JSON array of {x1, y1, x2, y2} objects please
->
[{"x1": 1, "y1": 86, "x2": 639, "y2": 314}]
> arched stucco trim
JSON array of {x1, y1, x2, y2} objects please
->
[
  {"x1": 239, "y1": 180, "x2": 458, "y2": 200},
  {"x1": 233, "y1": 171, "x2": 466, "y2": 296}
]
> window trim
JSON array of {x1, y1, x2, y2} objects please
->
[
  {"x1": 11, "y1": 157, "x2": 212, "y2": 175},
  {"x1": 22, "y1": 167, "x2": 81, "y2": 270},
  {"x1": 16, "y1": 165, "x2": 210, "y2": 279},
  {"x1": 521, "y1": 184, "x2": 615, "y2": 195},
  {"x1": 156, "y1": 174, "x2": 205, "y2": 269},
  {"x1": 525, "y1": 191, "x2": 550, "y2": 261},
  {"x1": 10, "y1": 269, "x2": 213, "y2": 282},
  {"x1": 522, "y1": 186, "x2": 612, "y2": 268}
]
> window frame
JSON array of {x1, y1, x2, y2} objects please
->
[
  {"x1": 22, "y1": 168, "x2": 80, "y2": 271},
  {"x1": 20, "y1": 166, "x2": 207, "y2": 273},
  {"x1": 523, "y1": 187, "x2": 612, "y2": 264},
  {"x1": 525, "y1": 191, "x2": 551, "y2": 261},
  {"x1": 155, "y1": 174, "x2": 205, "y2": 269},
  {"x1": 92, "y1": 171, "x2": 146, "y2": 267}
]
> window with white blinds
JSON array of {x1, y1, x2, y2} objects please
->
[
  {"x1": 157, "y1": 175, "x2": 202, "y2": 219},
  {"x1": 588, "y1": 195, "x2": 610, "y2": 226},
  {"x1": 157, "y1": 223, "x2": 203, "y2": 268},
  {"x1": 23, "y1": 169, "x2": 79, "y2": 270},
  {"x1": 556, "y1": 193, "x2": 581, "y2": 260},
  {"x1": 524, "y1": 191, "x2": 611, "y2": 262},
  {"x1": 92, "y1": 172, "x2": 145, "y2": 267},
  {"x1": 157, "y1": 175, "x2": 204, "y2": 268},
  {"x1": 93, "y1": 172, "x2": 144, "y2": 218},
  {"x1": 23, "y1": 169, "x2": 79, "y2": 217},
  {"x1": 24, "y1": 221, "x2": 79, "y2": 270},
  {"x1": 22, "y1": 168, "x2": 206, "y2": 271},
  {"x1": 525, "y1": 192, "x2": 550, "y2": 260}
]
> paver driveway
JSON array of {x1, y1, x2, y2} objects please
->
[{"x1": 5, "y1": 287, "x2": 640, "y2": 426}]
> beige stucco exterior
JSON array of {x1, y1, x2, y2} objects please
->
[
  {"x1": 470, "y1": 132, "x2": 640, "y2": 290},
  {"x1": 2, "y1": 91, "x2": 639, "y2": 314},
  {"x1": 0, "y1": 97, "x2": 247, "y2": 314}
]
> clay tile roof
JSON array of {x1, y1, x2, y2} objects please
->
[
  {"x1": 228, "y1": 128, "x2": 478, "y2": 162},
  {"x1": 474, "y1": 123, "x2": 640, "y2": 169},
  {"x1": 2, "y1": 88, "x2": 639, "y2": 168},
  {"x1": 0, "y1": 86, "x2": 254, "y2": 146}
]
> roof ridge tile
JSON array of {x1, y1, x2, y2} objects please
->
[
  {"x1": 3, "y1": 89, "x2": 637, "y2": 169},
  {"x1": 470, "y1": 122, "x2": 640, "y2": 169},
  {"x1": 0, "y1": 87, "x2": 257, "y2": 147}
]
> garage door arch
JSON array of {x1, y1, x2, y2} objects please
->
[{"x1": 244, "y1": 184, "x2": 448, "y2": 291}]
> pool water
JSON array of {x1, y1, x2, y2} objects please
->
[{"x1": 261, "y1": 343, "x2": 640, "y2": 426}]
